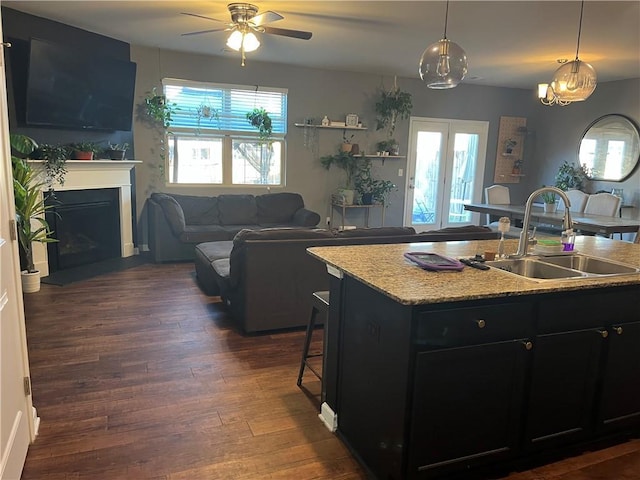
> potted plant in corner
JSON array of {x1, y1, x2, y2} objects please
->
[
  {"x1": 105, "y1": 143, "x2": 129, "y2": 160},
  {"x1": 354, "y1": 160, "x2": 396, "y2": 205},
  {"x1": 320, "y1": 148, "x2": 362, "y2": 205},
  {"x1": 10, "y1": 134, "x2": 58, "y2": 293},
  {"x1": 554, "y1": 160, "x2": 590, "y2": 191}
]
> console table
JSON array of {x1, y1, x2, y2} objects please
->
[{"x1": 330, "y1": 197, "x2": 385, "y2": 230}]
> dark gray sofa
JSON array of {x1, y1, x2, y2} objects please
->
[
  {"x1": 194, "y1": 225, "x2": 499, "y2": 333},
  {"x1": 148, "y1": 192, "x2": 320, "y2": 262}
]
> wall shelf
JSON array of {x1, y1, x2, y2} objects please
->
[{"x1": 294, "y1": 123, "x2": 367, "y2": 130}]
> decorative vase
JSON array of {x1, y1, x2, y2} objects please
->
[
  {"x1": 341, "y1": 143, "x2": 353, "y2": 153},
  {"x1": 544, "y1": 202, "x2": 557, "y2": 213},
  {"x1": 21, "y1": 270, "x2": 41, "y2": 293}
]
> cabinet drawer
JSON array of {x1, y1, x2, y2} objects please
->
[{"x1": 415, "y1": 302, "x2": 533, "y2": 348}]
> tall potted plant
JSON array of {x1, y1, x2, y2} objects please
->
[
  {"x1": 320, "y1": 148, "x2": 362, "y2": 205},
  {"x1": 11, "y1": 134, "x2": 59, "y2": 293}
]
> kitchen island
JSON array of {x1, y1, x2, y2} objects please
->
[{"x1": 308, "y1": 236, "x2": 640, "y2": 480}]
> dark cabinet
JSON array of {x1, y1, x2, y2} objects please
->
[
  {"x1": 409, "y1": 340, "x2": 529, "y2": 477},
  {"x1": 526, "y1": 328, "x2": 605, "y2": 449},
  {"x1": 598, "y1": 321, "x2": 640, "y2": 432}
]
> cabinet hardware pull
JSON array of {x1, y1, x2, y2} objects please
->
[
  {"x1": 522, "y1": 341, "x2": 533, "y2": 351},
  {"x1": 598, "y1": 330, "x2": 609, "y2": 338},
  {"x1": 475, "y1": 319, "x2": 486, "y2": 329},
  {"x1": 613, "y1": 326, "x2": 623, "y2": 335}
]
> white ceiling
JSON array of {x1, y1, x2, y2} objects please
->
[{"x1": 4, "y1": 1, "x2": 640, "y2": 90}]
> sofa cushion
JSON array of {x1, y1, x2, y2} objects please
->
[
  {"x1": 195, "y1": 241, "x2": 234, "y2": 262},
  {"x1": 218, "y1": 195, "x2": 258, "y2": 225},
  {"x1": 178, "y1": 225, "x2": 236, "y2": 243},
  {"x1": 233, "y1": 227, "x2": 335, "y2": 245},
  {"x1": 171, "y1": 194, "x2": 219, "y2": 225},
  {"x1": 336, "y1": 227, "x2": 416, "y2": 238},
  {"x1": 256, "y1": 192, "x2": 305, "y2": 223},
  {"x1": 152, "y1": 193, "x2": 186, "y2": 236},
  {"x1": 211, "y1": 258, "x2": 230, "y2": 279}
]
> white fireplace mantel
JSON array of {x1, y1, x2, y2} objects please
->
[{"x1": 30, "y1": 160, "x2": 141, "y2": 277}]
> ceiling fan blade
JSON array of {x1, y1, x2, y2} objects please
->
[
  {"x1": 262, "y1": 26, "x2": 312, "y2": 40},
  {"x1": 180, "y1": 12, "x2": 226, "y2": 24},
  {"x1": 251, "y1": 10, "x2": 284, "y2": 26},
  {"x1": 181, "y1": 27, "x2": 228, "y2": 37}
]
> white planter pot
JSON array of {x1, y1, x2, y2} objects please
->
[
  {"x1": 544, "y1": 202, "x2": 557, "y2": 213},
  {"x1": 21, "y1": 270, "x2": 41, "y2": 293},
  {"x1": 338, "y1": 188, "x2": 355, "y2": 205}
]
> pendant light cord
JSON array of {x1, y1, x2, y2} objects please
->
[
  {"x1": 574, "y1": 1, "x2": 584, "y2": 60},
  {"x1": 443, "y1": 0, "x2": 450, "y2": 39}
]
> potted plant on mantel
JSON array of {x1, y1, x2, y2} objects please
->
[
  {"x1": 10, "y1": 134, "x2": 59, "y2": 293},
  {"x1": 105, "y1": 143, "x2": 129, "y2": 161},
  {"x1": 69, "y1": 141, "x2": 100, "y2": 160}
]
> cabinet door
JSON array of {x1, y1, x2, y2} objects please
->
[
  {"x1": 526, "y1": 329, "x2": 604, "y2": 449},
  {"x1": 598, "y1": 321, "x2": 640, "y2": 432},
  {"x1": 409, "y1": 340, "x2": 529, "y2": 477}
]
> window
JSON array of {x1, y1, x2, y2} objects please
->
[{"x1": 163, "y1": 79, "x2": 287, "y2": 186}]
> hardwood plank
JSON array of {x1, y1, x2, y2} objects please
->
[{"x1": 20, "y1": 262, "x2": 640, "y2": 479}]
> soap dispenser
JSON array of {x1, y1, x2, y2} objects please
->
[{"x1": 497, "y1": 217, "x2": 510, "y2": 258}]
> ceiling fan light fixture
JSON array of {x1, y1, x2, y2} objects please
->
[
  {"x1": 419, "y1": 0, "x2": 467, "y2": 89},
  {"x1": 226, "y1": 30, "x2": 260, "y2": 52}
]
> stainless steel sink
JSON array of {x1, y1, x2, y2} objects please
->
[
  {"x1": 539, "y1": 254, "x2": 640, "y2": 275},
  {"x1": 486, "y1": 254, "x2": 640, "y2": 282},
  {"x1": 486, "y1": 258, "x2": 586, "y2": 280}
]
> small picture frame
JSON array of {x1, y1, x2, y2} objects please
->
[{"x1": 345, "y1": 114, "x2": 359, "y2": 127}]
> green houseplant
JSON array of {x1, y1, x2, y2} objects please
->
[
  {"x1": 354, "y1": 160, "x2": 396, "y2": 205},
  {"x1": 69, "y1": 141, "x2": 100, "y2": 160},
  {"x1": 554, "y1": 161, "x2": 590, "y2": 191},
  {"x1": 321, "y1": 148, "x2": 362, "y2": 205},
  {"x1": 246, "y1": 107, "x2": 273, "y2": 144},
  {"x1": 30, "y1": 143, "x2": 68, "y2": 189},
  {"x1": 11, "y1": 134, "x2": 58, "y2": 293},
  {"x1": 105, "y1": 142, "x2": 129, "y2": 160},
  {"x1": 375, "y1": 84, "x2": 413, "y2": 138}
]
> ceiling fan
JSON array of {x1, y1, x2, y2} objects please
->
[{"x1": 181, "y1": 3, "x2": 313, "y2": 66}]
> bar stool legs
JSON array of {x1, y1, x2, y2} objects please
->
[{"x1": 297, "y1": 291, "x2": 330, "y2": 387}]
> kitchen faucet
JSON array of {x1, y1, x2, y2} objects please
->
[{"x1": 513, "y1": 186, "x2": 572, "y2": 257}]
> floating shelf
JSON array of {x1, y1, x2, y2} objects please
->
[{"x1": 294, "y1": 123, "x2": 367, "y2": 130}]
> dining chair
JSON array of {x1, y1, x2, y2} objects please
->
[
  {"x1": 584, "y1": 193, "x2": 621, "y2": 217},
  {"x1": 565, "y1": 189, "x2": 589, "y2": 213},
  {"x1": 483, "y1": 185, "x2": 521, "y2": 237}
]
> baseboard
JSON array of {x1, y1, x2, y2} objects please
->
[{"x1": 318, "y1": 402, "x2": 338, "y2": 432}]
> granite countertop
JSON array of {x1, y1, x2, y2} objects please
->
[{"x1": 308, "y1": 236, "x2": 640, "y2": 305}]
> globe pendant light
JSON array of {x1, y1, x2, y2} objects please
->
[
  {"x1": 550, "y1": 1, "x2": 596, "y2": 102},
  {"x1": 419, "y1": 0, "x2": 468, "y2": 89}
]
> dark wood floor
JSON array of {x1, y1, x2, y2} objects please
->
[{"x1": 21, "y1": 263, "x2": 640, "y2": 479}]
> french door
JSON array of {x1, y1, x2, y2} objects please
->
[{"x1": 404, "y1": 118, "x2": 488, "y2": 231}]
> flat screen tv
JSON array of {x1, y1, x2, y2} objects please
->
[{"x1": 25, "y1": 38, "x2": 137, "y2": 131}]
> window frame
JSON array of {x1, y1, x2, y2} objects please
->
[{"x1": 162, "y1": 78, "x2": 287, "y2": 187}]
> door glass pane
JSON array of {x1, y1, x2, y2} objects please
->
[
  {"x1": 412, "y1": 132, "x2": 441, "y2": 225},
  {"x1": 448, "y1": 133, "x2": 479, "y2": 224}
]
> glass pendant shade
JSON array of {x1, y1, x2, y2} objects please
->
[
  {"x1": 226, "y1": 30, "x2": 260, "y2": 52},
  {"x1": 550, "y1": 59, "x2": 597, "y2": 102},
  {"x1": 419, "y1": 38, "x2": 468, "y2": 89}
]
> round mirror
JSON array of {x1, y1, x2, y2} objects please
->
[{"x1": 578, "y1": 114, "x2": 640, "y2": 181}]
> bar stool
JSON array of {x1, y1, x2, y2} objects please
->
[{"x1": 297, "y1": 290, "x2": 330, "y2": 387}]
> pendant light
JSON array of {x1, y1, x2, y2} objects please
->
[
  {"x1": 548, "y1": 1, "x2": 597, "y2": 103},
  {"x1": 419, "y1": 0, "x2": 468, "y2": 89}
]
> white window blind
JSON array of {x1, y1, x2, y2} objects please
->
[{"x1": 162, "y1": 78, "x2": 287, "y2": 134}]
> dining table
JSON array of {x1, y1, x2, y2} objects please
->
[{"x1": 464, "y1": 202, "x2": 640, "y2": 238}]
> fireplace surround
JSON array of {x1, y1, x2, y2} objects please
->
[{"x1": 31, "y1": 160, "x2": 140, "y2": 277}]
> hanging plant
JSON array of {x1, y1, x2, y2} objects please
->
[
  {"x1": 246, "y1": 107, "x2": 273, "y2": 144},
  {"x1": 196, "y1": 103, "x2": 219, "y2": 131},
  {"x1": 143, "y1": 87, "x2": 177, "y2": 128},
  {"x1": 375, "y1": 80, "x2": 413, "y2": 138},
  {"x1": 30, "y1": 143, "x2": 69, "y2": 190}
]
